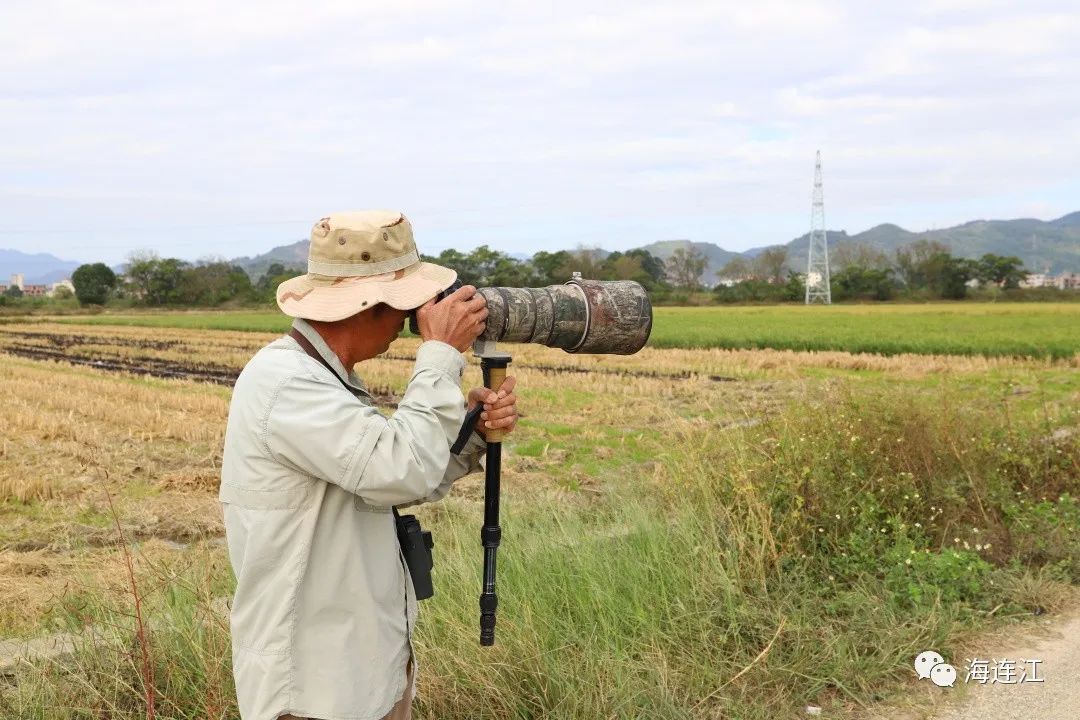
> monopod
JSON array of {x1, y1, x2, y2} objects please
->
[{"x1": 442, "y1": 277, "x2": 653, "y2": 645}]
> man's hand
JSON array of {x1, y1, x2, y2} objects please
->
[
  {"x1": 415, "y1": 285, "x2": 488, "y2": 353},
  {"x1": 466, "y1": 375, "x2": 519, "y2": 439}
]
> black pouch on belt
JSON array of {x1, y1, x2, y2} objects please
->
[{"x1": 394, "y1": 509, "x2": 435, "y2": 600}]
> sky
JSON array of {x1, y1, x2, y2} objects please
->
[{"x1": 1, "y1": 0, "x2": 1078, "y2": 266}]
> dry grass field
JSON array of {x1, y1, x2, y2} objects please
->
[{"x1": 0, "y1": 320, "x2": 1078, "y2": 719}]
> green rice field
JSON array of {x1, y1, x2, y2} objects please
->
[
  {"x1": 649, "y1": 303, "x2": 1080, "y2": 359},
  {"x1": 20, "y1": 302, "x2": 1080, "y2": 359}
]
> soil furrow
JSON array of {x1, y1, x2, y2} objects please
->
[{"x1": 0, "y1": 347, "x2": 401, "y2": 407}]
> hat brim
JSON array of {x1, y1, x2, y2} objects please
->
[{"x1": 276, "y1": 262, "x2": 457, "y2": 322}]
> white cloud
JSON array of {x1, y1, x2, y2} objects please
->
[{"x1": 0, "y1": 0, "x2": 1077, "y2": 262}]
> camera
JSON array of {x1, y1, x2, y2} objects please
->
[{"x1": 407, "y1": 280, "x2": 463, "y2": 336}]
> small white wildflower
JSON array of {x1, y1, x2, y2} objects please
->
[
  {"x1": 914, "y1": 523, "x2": 922, "y2": 528},
  {"x1": 905, "y1": 558, "x2": 912, "y2": 565}
]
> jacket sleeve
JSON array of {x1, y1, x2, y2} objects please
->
[
  {"x1": 403, "y1": 426, "x2": 488, "y2": 507},
  {"x1": 264, "y1": 340, "x2": 472, "y2": 507}
]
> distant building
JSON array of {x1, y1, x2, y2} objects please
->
[
  {"x1": 48, "y1": 279, "x2": 75, "y2": 297},
  {"x1": 1056, "y1": 272, "x2": 1080, "y2": 290},
  {"x1": 715, "y1": 275, "x2": 756, "y2": 287},
  {"x1": 1019, "y1": 273, "x2": 1050, "y2": 289},
  {"x1": 2, "y1": 273, "x2": 74, "y2": 297}
]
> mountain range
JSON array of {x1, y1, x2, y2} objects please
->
[
  {"x1": 229, "y1": 241, "x2": 312, "y2": 281},
  {"x1": 640, "y1": 212, "x2": 1079, "y2": 284},
  {"x1": 3, "y1": 212, "x2": 1077, "y2": 286},
  {"x1": 0, "y1": 250, "x2": 80, "y2": 285}
]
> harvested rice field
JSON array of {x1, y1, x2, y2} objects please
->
[{"x1": 0, "y1": 319, "x2": 1078, "y2": 719}]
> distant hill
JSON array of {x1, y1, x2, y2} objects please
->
[
  {"x1": 920, "y1": 214, "x2": 1080, "y2": 273},
  {"x1": 0, "y1": 249, "x2": 80, "y2": 285},
  {"x1": 637, "y1": 239, "x2": 742, "y2": 286},
  {"x1": 221, "y1": 211, "x2": 1079, "y2": 284},
  {"x1": 231, "y1": 239, "x2": 309, "y2": 279},
  {"x1": 744, "y1": 213, "x2": 1080, "y2": 276}
]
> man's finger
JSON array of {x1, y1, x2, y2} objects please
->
[
  {"x1": 468, "y1": 388, "x2": 501, "y2": 408},
  {"x1": 497, "y1": 376, "x2": 516, "y2": 397},
  {"x1": 485, "y1": 414, "x2": 518, "y2": 429},
  {"x1": 482, "y1": 406, "x2": 517, "y2": 421},
  {"x1": 484, "y1": 393, "x2": 516, "y2": 410}
]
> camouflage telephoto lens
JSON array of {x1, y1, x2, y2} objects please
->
[
  {"x1": 408, "y1": 278, "x2": 652, "y2": 355},
  {"x1": 476, "y1": 279, "x2": 652, "y2": 354}
]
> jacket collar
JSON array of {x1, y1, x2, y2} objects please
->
[{"x1": 290, "y1": 318, "x2": 370, "y2": 395}]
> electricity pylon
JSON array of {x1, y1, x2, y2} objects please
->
[{"x1": 805, "y1": 150, "x2": 831, "y2": 304}]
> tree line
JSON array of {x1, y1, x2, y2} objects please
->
[
  {"x1": 67, "y1": 254, "x2": 261, "y2": 306},
  {"x1": 707, "y1": 239, "x2": 1027, "y2": 303},
  {"x1": 58, "y1": 240, "x2": 1034, "y2": 309},
  {"x1": 62, "y1": 246, "x2": 671, "y2": 307}
]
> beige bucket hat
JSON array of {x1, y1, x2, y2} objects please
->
[{"x1": 276, "y1": 210, "x2": 457, "y2": 321}]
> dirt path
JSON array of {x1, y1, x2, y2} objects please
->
[{"x1": 893, "y1": 611, "x2": 1080, "y2": 720}]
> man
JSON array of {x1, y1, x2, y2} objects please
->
[{"x1": 220, "y1": 210, "x2": 519, "y2": 720}]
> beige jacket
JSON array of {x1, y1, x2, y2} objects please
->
[{"x1": 219, "y1": 319, "x2": 487, "y2": 720}]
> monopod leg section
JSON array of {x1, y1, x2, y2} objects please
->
[
  {"x1": 480, "y1": 441, "x2": 501, "y2": 646},
  {"x1": 479, "y1": 354, "x2": 510, "y2": 646}
]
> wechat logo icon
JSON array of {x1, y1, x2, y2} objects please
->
[{"x1": 915, "y1": 650, "x2": 956, "y2": 688}]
